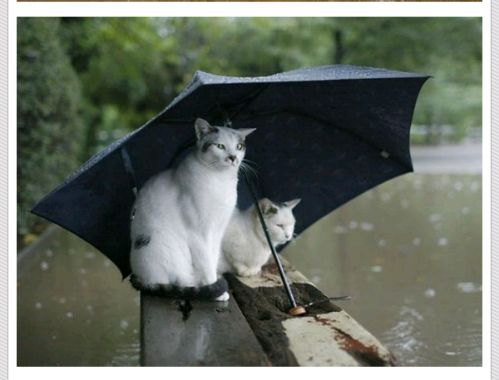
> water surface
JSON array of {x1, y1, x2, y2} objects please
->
[
  {"x1": 284, "y1": 173, "x2": 482, "y2": 366},
  {"x1": 17, "y1": 173, "x2": 481, "y2": 366}
]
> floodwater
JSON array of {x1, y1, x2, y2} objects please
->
[
  {"x1": 17, "y1": 143, "x2": 482, "y2": 367},
  {"x1": 17, "y1": 228, "x2": 141, "y2": 366},
  {"x1": 284, "y1": 173, "x2": 482, "y2": 366}
]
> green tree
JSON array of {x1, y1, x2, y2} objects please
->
[{"x1": 17, "y1": 17, "x2": 84, "y2": 241}]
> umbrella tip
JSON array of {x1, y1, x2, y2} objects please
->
[{"x1": 288, "y1": 305, "x2": 307, "y2": 317}]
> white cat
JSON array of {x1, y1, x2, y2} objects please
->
[
  {"x1": 218, "y1": 198, "x2": 300, "y2": 277},
  {"x1": 129, "y1": 118, "x2": 255, "y2": 301}
]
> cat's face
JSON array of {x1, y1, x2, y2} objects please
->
[
  {"x1": 258, "y1": 198, "x2": 301, "y2": 246},
  {"x1": 194, "y1": 118, "x2": 255, "y2": 170}
]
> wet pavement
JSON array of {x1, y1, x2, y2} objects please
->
[{"x1": 17, "y1": 142, "x2": 482, "y2": 366}]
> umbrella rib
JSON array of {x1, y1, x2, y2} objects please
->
[{"x1": 238, "y1": 106, "x2": 412, "y2": 171}]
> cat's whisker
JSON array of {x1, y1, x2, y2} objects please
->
[{"x1": 240, "y1": 162, "x2": 260, "y2": 186}]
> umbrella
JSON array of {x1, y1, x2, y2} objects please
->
[{"x1": 31, "y1": 65, "x2": 430, "y2": 289}]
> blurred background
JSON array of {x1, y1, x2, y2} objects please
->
[{"x1": 17, "y1": 17, "x2": 482, "y2": 366}]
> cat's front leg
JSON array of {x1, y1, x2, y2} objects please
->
[{"x1": 190, "y1": 238, "x2": 230, "y2": 301}]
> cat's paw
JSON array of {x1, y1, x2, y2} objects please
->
[
  {"x1": 215, "y1": 291, "x2": 230, "y2": 302},
  {"x1": 237, "y1": 267, "x2": 261, "y2": 277}
]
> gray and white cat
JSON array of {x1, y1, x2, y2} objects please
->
[
  {"x1": 129, "y1": 118, "x2": 255, "y2": 301},
  {"x1": 218, "y1": 198, "x2": 300, "y2": 277}
]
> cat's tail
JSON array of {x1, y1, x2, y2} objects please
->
[{"x1": 129, "y1": 274, "x2": 228, "y2": 301}]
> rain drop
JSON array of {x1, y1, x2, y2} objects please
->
[
  {"x1": 79, "y1": 268, "x2": 87, "y2": 275},
  {"x1": 400, "y1": 199, "x2": 409, "y2": 208},
  {"x1": 470, "y1": 182, "x2": 479, "y2": 192},
  {"x1": 85, "y1": 252, "x2": 96, "y2": 259},
  {"x1": 428, "y1": 214, "x2": 442, "y2": 224},
  {"x1": 461, "y1": 207, "x2": 470, "y2": 215},
  {"x1": 112, "y1": 129, "x2": 123, "y2": 139},
  {"x1": 40, "y1": 262, "x2": 49, "y2": 271},
  {"x1": 45, "y1": 249, "x2": 53, "y2": 257},
  {"x1": 371, "y1": 265, "x2": 383, "y2": 273},
  {"x1": 378, "y1": 239, "x2": 386, "y2": 247},
  {"x1": 59, "y1": 298, "x2": 66, "y2": 304},
  {"x1": 104, "y1": 260, "x2": 111, "y2": 267},
  {"x1": 67, "y1": 312, "x2": 73, "y2": 318},
  {"x1": 120, "y1": 320, "x2": 129, "y2": 329},
  {"x1": 454, "y1": 182, "x2": 463, "y2": 192},
  {"x1": 360, "y1": 222, "x2": 374, "y2": 231},
  {"x1": 98, "y1": 130, "x2": 109, "y2": 141},
  {"x1": 35, "y1": 302, "x2": 42, "y2": 309},
  {"x1": 333, "y1": 226, "x2": 348, "y2": 234},
  {"x1": 424, "y1": 288, "x2": 436, "y2": 298},
  {"x1": 349, "y1": 221, "x2": 358, "y2": 229},
  {"x1": 381, "y1": 193, "x2": 391, "y2": 202},
  {"x1": 438, "y1": 238, "x2": 448, "y2": 246},
  {"x1": 311, "y1": 275, "x2": 321, "y2": 284},
  {"x1": 413, "y1": 237, "x2": 421, "y2": 246}
]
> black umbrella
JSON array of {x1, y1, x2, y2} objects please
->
[{"x1": 32, "y1": 65, "x2": 429, "y2": 309}]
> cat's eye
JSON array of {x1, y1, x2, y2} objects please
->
[
  {"x1": 216, "y1": 144, "x2": 225, "y2": 150},
  {"x1": 277, "y1": 224, "x2": 284, "y2": 229},
  {"x1": 236, "y1": 143, "x2": 245, "y2": 150}
]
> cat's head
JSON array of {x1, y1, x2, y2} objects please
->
[
  {"x1": 194, "y1": 118, "x2": 255, "y2": 170},
  {"x1": 257, "y1": 198, "x2": 301, "y2": 246}
]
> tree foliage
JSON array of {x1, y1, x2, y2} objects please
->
[{"x1": 17, "y1": 17, "x2": 84, "y2": 237}]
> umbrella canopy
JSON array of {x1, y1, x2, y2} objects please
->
[{"x1": 32, "y1": 65, "x2": 430, "y2": 279}]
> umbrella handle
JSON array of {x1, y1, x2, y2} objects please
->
[{"x1": 244, "y1": 176, "x2": 306, "y2": 317}]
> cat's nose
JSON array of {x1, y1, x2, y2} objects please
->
[{"x1": 226, "y1": 155, "x2": 237, "y2": 164}]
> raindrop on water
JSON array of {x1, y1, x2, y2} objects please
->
[
  {"x1": 360, "y1": 222, "x2": 374, "y2": 231},
  {"x1": 381, "y1": 193, "x2": 391, "y2": 202},
  {"x1": 428, "y1": 214, "x2": 442, "y2": 224},
  {"x1": 424, "y1": 288, "x2": 436, "y2": 298},
  {"x1": 333, "y1": 226, "x2": 348, "y2": 234},
  {"x1": 438, "y1": 238, "x2": 448, "y2": 246}
]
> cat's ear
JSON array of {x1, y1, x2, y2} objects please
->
[
  {"x1": 236, "y1": 128, "x2": 256, "y2": 139},
  {"x1": 195, "y1": 118, "x2": 218, "y2": 140},
  {"x1": 259, "y1": 198, "x2": 278, "y2": 216},
  {"x1": 283, "y1": 199, "x2": 301, "y2": 209}
]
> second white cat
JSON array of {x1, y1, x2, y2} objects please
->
[{"x1": 219, "y1": 198, "x2": 300, "y2": 277}]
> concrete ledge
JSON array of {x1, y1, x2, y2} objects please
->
[
  {"x1": 140, "y1": 258, "x2": 396, "y2": 366},
  {"x1": 140, "y1": 293, "x2": 270, "y2": 366},
  {"x1": 225, "y1": 259, "x2": 397, "y2": 366}
]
